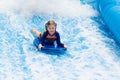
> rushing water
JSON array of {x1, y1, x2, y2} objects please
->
[{"x1": 0, "y1": 0, "x2": 120, "y2": 80}]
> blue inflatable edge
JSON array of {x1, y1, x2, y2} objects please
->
[
  {"x1": 41, "y1": 47, "x2": 67, "y2": 51},
  {"x1": 33, "y1": 38, "x2": 67, "y2": 51},
  {"x1": 98, "y1": 0, "x2": 120, "y2": 43}
]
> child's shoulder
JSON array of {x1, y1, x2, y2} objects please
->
[
  {"x1": 41, "y1": 30, "x2": 47, "y2": 35},
  {"x1": 41, "y1": 30, "x2": 48, "y2": 37},
  {"x1": 56, "y1": 31, "x2": 60, "y2": 35},
  {"x1": 56, "y1": 31, "x2": 59, "y2": 34}
]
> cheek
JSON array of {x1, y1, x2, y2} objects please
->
[
  {"x1": 53, "y1": 28, "x2": 56, "y2": 31},
  {"x1": 47, "y1": 28, "x2": 51, "y2": 31}
]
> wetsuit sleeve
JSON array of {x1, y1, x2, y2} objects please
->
[
  {"x1": 56, "y1": 32, "x2": 64, "y2": 47},
  {"x1": 39, "y1": 32, "x2": 47, "y2": 45}
]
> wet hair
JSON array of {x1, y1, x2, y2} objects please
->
[{"x1": 45, "y1": 20, "x2": 57, "y2": 30}]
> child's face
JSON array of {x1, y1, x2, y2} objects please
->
[{"x1": 47, "y1": 25, "x2": 56, "y2": 35}]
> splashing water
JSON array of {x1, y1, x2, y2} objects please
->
[{"x1": 0, "y1": 0, "x2": 120, "y2": 80}]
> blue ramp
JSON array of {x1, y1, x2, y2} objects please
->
[{"x1": 99, "y1": 0, "x2": 120, "y2": 43}]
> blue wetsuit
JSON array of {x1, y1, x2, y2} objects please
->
[{"x1": 37, "y1": 31, "x2": 64, "y2": 47}]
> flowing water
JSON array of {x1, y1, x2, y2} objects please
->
[{"x1": 0, "y1": 0, "x2": 120, "y2": 80}]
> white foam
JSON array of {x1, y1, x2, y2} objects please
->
[{"x1": 0, "y1": 0, "x2": 96, "y2": 17}]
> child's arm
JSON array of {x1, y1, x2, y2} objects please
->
[
  {"x1": 32, "y1": 28, "x2": 41, "y2": 38},
  {"x1": 56, "y1": 32, "x2": 67, "y2": 48},
  {"x1": 38, "y1": 32, "x2": 47, "y2": 49}
]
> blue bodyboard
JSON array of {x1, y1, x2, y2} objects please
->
[
  {"x1": 33, "y1": 38, "x2": 67, "y2": 51},
  {"x1": 41, "y1": 46, "x2": 67, "y2": 51}
]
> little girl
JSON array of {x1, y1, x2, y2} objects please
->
[{"x1": 32, "y1": 20, "x2": 67, "y2": 50}]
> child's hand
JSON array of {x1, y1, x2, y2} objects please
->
[
  {"x1": 38, "y1": 44, "x2": 43, "y2": 50},
  {"x1": 64, "y1": 44, "x2": 67, "y2": 49}
]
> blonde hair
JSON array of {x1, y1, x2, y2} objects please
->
[{"x1": 45, "y1": 20, "x2": 57, "y2": 30}]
